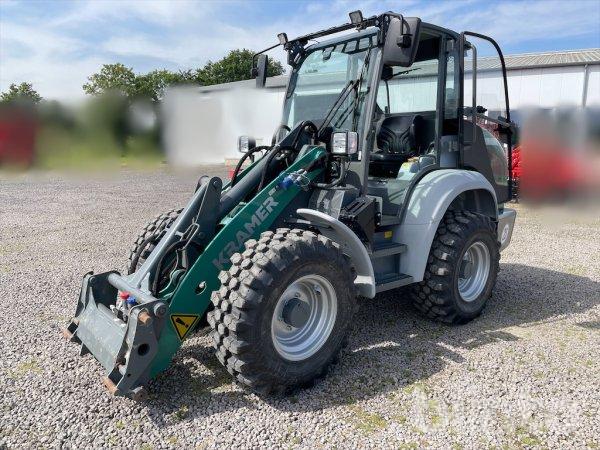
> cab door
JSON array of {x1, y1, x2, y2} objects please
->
[{"x1": 459, "y1": 32, "x2": 514, "y2": 204}]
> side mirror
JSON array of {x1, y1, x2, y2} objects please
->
[
  {"x1": 382, "y1": 16, "x2": 421, "y2": 67},
  {"x1": 238, "y1": 135, "x2": 256, "y2": 153},
  {"x1": 254, "y1": 54, "x2": 268, "y2": 88},
  {"x1": 331, "y1": 131, "x2": 358, "y2": 155}
]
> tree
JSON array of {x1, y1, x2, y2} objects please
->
[
  {"x1": 82, "y1": 63, "x2": 136, "y2": 98},
  {"x1": 196, "y1": 49, "x2": 284, "y2": 86},
  {"x1": 0, "y1": 82, "x2": 42, "y2": 104},
  {"x1": 83, "y1": 64, "x2": 197, "y2": 102},
  {"x1": 133, "y1": 69, "x2": 197, "y2": 102},
  {"x1": 83, "y1": 49, "x2": 285, "y2": 100}
]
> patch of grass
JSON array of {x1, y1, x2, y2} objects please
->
[
  {"x1": 393, "y1": 413, "x2": 408, "y2": 425},
  {"x1": 398, "y1": 443, "x2": 418, "y2": 450},
  {"x1": 288, "y1": 435, "x2": 302, "y2": 447},
  {"x1": 404, "y1": 349, "x2": 424, "y2": 360},
  {"x1": 341, "y1": 393, "x2": 358, "y2": 405},
  {"x1": 403, "y1": 381, "x2": 431, "y2": 396},
  {"x1": 427, "y1": 399, "x2": 442, "y2": 426},
  {"x1": 514, "y1": 425, "x2": 543, "y2": 447},
  {"x1": 173, "y1": 405, "x2": 189, "y2": 422},
  {"x1": 9, "y1": 360, "x2": 42, "y2": 378},
  {"x1": 167, "y1": 436, "x2": 178, "y2": 445},
  {"x1": 347, "y1": 405, "x2": 388, "y2": 434},
  {"x1": 190, "y1": 378, "x2": 209, "y2": 396},
  {"x1": 115, "y1": 420, "x2": 125, "y2": 430},
  {"x1": 565, "y1": 265, "x2": 586, "y2": 276}
]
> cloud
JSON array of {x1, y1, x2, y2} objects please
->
[{"x1": 1, "y1": 0, "x2": 598, "y2": 100}]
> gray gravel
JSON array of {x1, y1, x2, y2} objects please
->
[{"x1": 1, "y1": 168, "x2": 599, "y2": 449}]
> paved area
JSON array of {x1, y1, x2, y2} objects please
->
[{"x1": 1, "y1": 169, "x2": 598, "y2": 449}]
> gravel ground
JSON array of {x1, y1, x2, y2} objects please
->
[{"x1": 1, "y1": 168, "x2": 599, "y2": 449}]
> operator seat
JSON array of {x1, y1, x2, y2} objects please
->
[{"x1": 370, "y1": 114, "x2": 426, "y2": 177}]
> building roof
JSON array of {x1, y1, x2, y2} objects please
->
[
  {"x1": 198, "y1": 48, "x2": 600, "y2": 92},
  {"x1": 483, "y1": 48, "x2": 600, "y2": 70}
]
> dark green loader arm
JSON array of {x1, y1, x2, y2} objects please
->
[
  {"x1": 150, "y1": 147, "x2": 326, "y2": 376},
  {"x1": 64, "y1": 147, "x2": 326, "y2": 397}
]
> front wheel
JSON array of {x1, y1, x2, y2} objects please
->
[
  {"x1": 207, "y1": 228, "x2": 357, "y2": 395},
  {"x1": 127, "y1": 208, "x2": 182, "y2": 274},
  {"x1": 411, "y1": 210, "x2": 500, "y2": 324}
]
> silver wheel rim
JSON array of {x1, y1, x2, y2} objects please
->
[
  {"x1": 271, "y1": 274, "x2": 338, "y2": 361},
  {"x1": 457, "y1": 241, "x2": 491, "y2": 302}
]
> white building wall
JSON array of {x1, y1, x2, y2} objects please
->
[
  {"x1": 585, "y1": 65, "x2": 600, "y2": 106},
  {"x1": 162, "y1": 86, "x2": 285, "y2": 165},
  {"x1": 162, "y1": 63, "x2": 599, "y2": 165},
  {"x1": 507, "y1": 66, "x2": 588, "y2": 109}
]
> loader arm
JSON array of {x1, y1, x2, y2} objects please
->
[{"x1": 65, "y1": 147, "x2": 326, "y2": 397}]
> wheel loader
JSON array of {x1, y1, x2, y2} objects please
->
[{"x1": 63, "y1": 10, "x2": 517, "y2": 398}]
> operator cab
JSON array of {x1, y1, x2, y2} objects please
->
[
  {"x1": 258, "y1": 11, "x2": 514, "y2": 219},
  {"x1": 367, "y1": 29, "x2": 449, "y2": 216}
]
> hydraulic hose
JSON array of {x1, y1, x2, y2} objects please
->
[
  {"x1": 150, "y1": 239, "x2": 186, "y2": 296},
  {"x1": 313, "y1": 157, "x2": 348, "y2": 189},
  {"x1": 231, "y1": 145, "x2": 270, "y2": 187},
  {"x1": 256, "y1": 120, "x2": 319, "y2": 192},
  {"x1": 257, "y1": 145, "x2": 292, "y2": 192}
]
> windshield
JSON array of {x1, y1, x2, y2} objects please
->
[{"x1": 282, "y1": 33, "x2": 377, "y2": 134}]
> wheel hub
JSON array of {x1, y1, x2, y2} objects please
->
[
  {"x1": 280, "y1": 297, "x2": 311, "y2": 329},
  {"x1": 457, "y1": 241, "x2": 491, "y2": 302},
  {"x1": 271, "y1": 274, "x2": 338, "y2": 361}
]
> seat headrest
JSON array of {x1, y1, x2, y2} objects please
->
[{"x1": 377, "y1": 114, "x2": 425, "y2": 156}]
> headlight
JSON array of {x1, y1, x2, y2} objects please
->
[
  {"x1": 237, "y1": 135, "x2": 256, "y2": 153},
  {"x1": 331, "y1": 131, "x2": 358, "y2": 155}
]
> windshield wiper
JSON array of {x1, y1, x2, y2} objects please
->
[
  {"x1": 388, "y1": 67, "x2": 421, "y2": 80},
  {"x1": 317, "y1": 79, "x2": 360, "y2": 137},
  {"x1": 317, "y1": 47, "x2": 374, "y2": 136}
]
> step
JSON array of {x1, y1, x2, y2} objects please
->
[
  {"x1": 378, "y1": 215, "x2": 401, "y2": 227},
  {"x1": 375, "y1": 273, "x2": 414, "y2": 293},
  {"x1": 371, "y1": 242, "x2": 407, "y2": 258}
]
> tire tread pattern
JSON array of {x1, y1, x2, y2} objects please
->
[
  {"x1": 207, "y1": 227, "x2": 356, "y2": 395},
  {"x1": 411, "y1": 210, "x2": 499, "y2": 324},
  {"x1": 127, "y1": 208, "x2": 182, "y2": 274}
]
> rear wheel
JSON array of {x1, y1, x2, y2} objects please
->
[
  {"x1": 207, "y1": 228, "x2": 357, "y2": 395},
  {"x1": 411, "y1": 210, "x2": 500, "y2": 324}
]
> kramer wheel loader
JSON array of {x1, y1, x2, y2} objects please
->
[{"x1": 64, "y1": 10, "x2": 517, "y2": 398}]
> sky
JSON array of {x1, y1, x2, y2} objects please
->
[{"x1": 1, "y1": 0, "x2": 599, "y2": 100}]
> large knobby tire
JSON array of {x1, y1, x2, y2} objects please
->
[
  {"x1": 127, "y1": 208, "x2": 182, "y2": 274},
  {"x1": 207, "y1": 228, "x2": 357, "y2": 395},
  {"x1": 411, "y1": 210, "x2": 500, "y2": 324}
]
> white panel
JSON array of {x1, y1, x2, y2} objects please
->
[
  {"x1": 162, "y1": 86, "x2": 285, "y2": 165},
  {"x1": 586, "y1": 65, "x2": 600, "y2": 106},
  {"x1": 517, "y1": 68, "x2": 543, "y2": 107},
  {"x1": 537, "y1": 67, "x2": 564, "y2": 107},
  {"x1": 507, "y1": 69, "x2": 523, "y2": 109},
  {"x1": 556, "y1": 66, "x2": 584, "y2": 106}
]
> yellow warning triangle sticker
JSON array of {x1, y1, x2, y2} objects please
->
[{"x1": 170, "y1": 314, "x2": 200, "y2": 340}]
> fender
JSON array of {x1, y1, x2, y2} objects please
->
[
  {"x1": 297, "y1": 208, "x2": 376, "y2": 299},
  {"x1": 397, "y1": 169, "x2": 498, "y2": 282}
]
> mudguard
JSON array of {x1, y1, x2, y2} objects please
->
[
  {"x1": 397, "y1": 169, "x2": 498, "y2": 282},
  {"x1": 296, "y1": 208, "x2": 376, "y2": 298}
]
